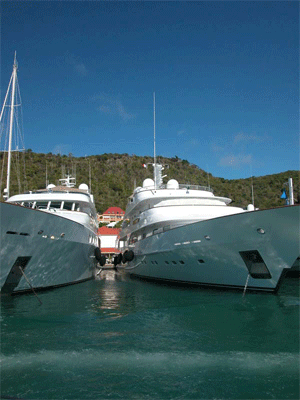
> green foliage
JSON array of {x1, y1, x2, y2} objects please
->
[{"x1": 1, "y1": 151, "x2": 299, "y2": 212}]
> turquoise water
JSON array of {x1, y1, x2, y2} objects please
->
[{"x1": 1, "y1": 271, "x2": 299, "y2": 400}]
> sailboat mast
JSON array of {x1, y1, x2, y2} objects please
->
[
  {"x1": 6, "y1": 53, "x2": 18, "y2": 199},
  {"x1": 153, "y1": 92, "x2": 156, "y2": 189}
]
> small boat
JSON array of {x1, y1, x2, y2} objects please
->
[
  {"x1": 115, "y1": 96, "x2": 299, "y2": 292},
  {"x1": 0, "y1": 54, "x2": 104, "y2": 295}
]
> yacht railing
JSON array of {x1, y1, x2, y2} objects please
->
[{"x1": 160, "y1": 184, "x2": 213, "y2": 192}]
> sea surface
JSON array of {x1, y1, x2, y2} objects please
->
[{"x1": 1, "y1": 270, "x2": 299, "y2": 400}]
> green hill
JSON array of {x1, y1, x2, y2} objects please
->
[{"x1": 0, "y1": 151, "x2": 299, "y2": 213}]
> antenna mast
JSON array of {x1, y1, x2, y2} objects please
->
[
  {"x1": 153, "y1": 92, "x2": 156, "y2": 188},
  {"x1": 250, "y1": 165, "x2": 254, "y2": 207},
  {"x1": 153, "y1": 92, "x2": 156, "y2": 164}
]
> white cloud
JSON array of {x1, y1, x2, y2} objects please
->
[
  {"x1": 211, "y1": 131, "x2": 267, "y2": 170},
  {"x1": 99, "y1": 105, "x2": 111, "y2": 114},
  {"x1": 233, "y1": 132, "x2": 266, "y2": 144},
  {"x1": 211, "y1": 143, "x2": 224, "y2": 153},
  {"x1": 65, "y1": 52, "x2": 88, "y2": 76},
  {"x1": 74, "y1": 62, "x2": 88, "y2": 77},
  {"x1": 219, "y1": 154, "x2": 253, "y2": 168},
  {"x1": 116, "y1": 101, "x2": 135, "y2": 121},
  {"x1": 96, "y1": 94, "x2": 135, "y2": 121}
]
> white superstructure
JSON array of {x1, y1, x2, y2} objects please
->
[
  {"x1": 0, "y1": 55, "x2": 104, "y2": 295},
  {"x1": 116, "y1": 163, "x2": 299, "y2": 292}
]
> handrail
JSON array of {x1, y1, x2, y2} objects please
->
[
  {"x1": 160, "y1": 184, "x2": 213, "y2": 192},
  {"x1": 133, "y1": 184, "x2": 213, "y2": 194}
]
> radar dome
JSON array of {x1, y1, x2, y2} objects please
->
[
  {"x1": 47, "y1": 184, "x2": 56, "y2": 190},
  {"x1": 167, "y1": 179, "x2": 179, "y2": 189},
  {"x1": 143, "y1": 178, "x2": 154, "y2": 188},
  {"x1": 79, "y1": 183, "x2": 89, "y2": 191}
]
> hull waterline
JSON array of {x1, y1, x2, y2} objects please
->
[
  {"x1": 122, "y1": 206, "x2": 300, "y2": 292},
  {"x1": 0, "y1": 202, "x2": 98, "y2": 294}
]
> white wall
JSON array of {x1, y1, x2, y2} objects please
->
[{"x1": 100, "y1": 235, "x2": 118, "y2": 249}]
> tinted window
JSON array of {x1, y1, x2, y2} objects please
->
[
  {"x1": 36, "y1": 201, "x2": 48, "y2": 209},
  {"x1": 63, "y1": 202, "x2": 73, "y2": 210},
  {"x1": 50, "y1": 201, "x2": 61, "y2": 209}
]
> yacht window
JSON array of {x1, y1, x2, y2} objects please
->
[
  {"x1": 63, "y1": 202, "x2": 73, "y2": 210},
  {"x1": 50, "y1": 201, "x2": 62, "y2": 209},
  {"x1": 133, "y1": 218, "x2": 139, "y2": 225},
  {"x1": 36, "y1": 201, "x2": 49, "y2": 210},
  {"x1": 129, "y1": 235, "x2": 138, "y2": 244},
  {"x1": 163, "y1": 225, "x2": 170, "y2": 232},
  {"x1": 81, "y1": 203, "x2": 91, "y2": 215},
  {"x1": 74, "y1": 202, "x2": 80, "y2": 211},
  {"x1": 23, "y1": 201, "x2": 35, "y2": 208}
]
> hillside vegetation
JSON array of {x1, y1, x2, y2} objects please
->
[{"x1": 0, "y1": 151, "x2": 299, "y2": 213}]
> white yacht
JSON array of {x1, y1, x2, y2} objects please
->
[
  {"x1": 116, "y1": 163, "x2": 299, "y2": 292},
  {"x1": 0, "y1": 54, "x2": 104, "y2": 295}
]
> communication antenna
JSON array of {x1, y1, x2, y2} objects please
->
[
  {"x1": 153, "y1": 92, "x2": 156, "y2": 166},
  {"x1": 89, "y1": 160, "x2": 92, "y2": 193},
  {"x1": 206, "y1": 164, "x2": 210, "y2": 190},
  {"x1": 250, "y1": 165, "x2": 255, "y2": 207},
  {"x1": 251, "y1": 176, "x2": 255, "y2": 207},
  {"x1": 46, "y1": 160, "x2": 48, "y2": 188},
  {"x1": 153, "y1": 92, "x2": 157, "y2": 189}
]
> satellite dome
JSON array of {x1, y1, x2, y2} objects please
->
[
  {"x1": 167, "y1": 179, "x2": 179, "y2": 189},
  {"x1": 79, "y1": 183, "x2": 89, "y2": 191},
  {"x1": 47, "y1": 184, "x2": 56, "y2": 190},
  {"x1": 143, "y1": 178, "x2": 154, "y2": 188}
]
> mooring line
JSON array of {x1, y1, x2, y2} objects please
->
[
  {"x1": 243, "y1": 273, "x2": 250, "y2": 297},
  {"x1": 19, "y1": 267, "x2": 42, "y2": 305}
]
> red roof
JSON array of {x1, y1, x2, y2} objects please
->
[
  {"x1": 101, "y1": 248, "x2": 120, "y2": 253},
  {"x1": 98, "y1": 226, "x2": 121, "y2": 235},
  {"x1": 102, "y1": 206, "x2": 125, "y2": 215}
]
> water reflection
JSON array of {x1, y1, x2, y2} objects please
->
[{"x1": 91, "y1": 269, "x2": 134, "y2": 318}]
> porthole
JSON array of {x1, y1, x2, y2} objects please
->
[{"x1": 198, "y1": 259, "x2": 205, "y2": 264}]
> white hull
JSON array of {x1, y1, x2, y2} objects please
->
[
  {"x1": 0, "y1": 202, "x2": 98, "y2": 294},
  {"x1": 123, "y1": 206, "x2": 299, "y2": 292}
]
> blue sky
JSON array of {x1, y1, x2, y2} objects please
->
[{"x1": 1, "y1": 1, "x2": 299, "y2": 179}]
